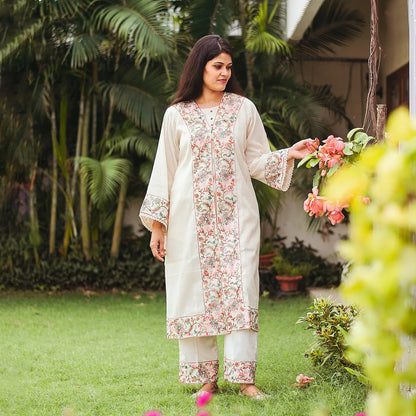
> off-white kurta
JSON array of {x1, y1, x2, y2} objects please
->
[{"x1": 140, "y1": 92, "x2": 294, "y2": 340}]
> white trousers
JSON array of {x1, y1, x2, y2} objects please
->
[{"x1": 178, "y1": 329, "x2": 258, "y2": 384}]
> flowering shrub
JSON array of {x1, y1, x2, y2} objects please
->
[
  {"x1": 298, "y1": 129, "x2": 374, "y2": 224},
  {"x1": 297, "y1": 297, "x2": 359, "y2": 369}
]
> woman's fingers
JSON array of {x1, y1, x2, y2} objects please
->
[{"x1": 150, "y1": 240, "x2": 166, "y2": 262}]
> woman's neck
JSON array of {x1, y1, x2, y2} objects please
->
[{"x1": 195, "y1": 90, "x2": 224, "y2": 108}]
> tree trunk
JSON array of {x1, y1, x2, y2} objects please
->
[
  {"x1": 28, "y1": 116, "x2": 41, "y2": 265},
  {"x1": 49, "y1": 95, "x2": 58, "y2": 255},
  {"x1": 70, "y1": 80, "x2": 85, "y2": 218},
  {"x1": 91, "y1": 60, "x2": 98, "y2": 155},
  {"x1": 238, "y1": 0, "x2": 254, "y2": 95},
  {"x1": 80, "y1": 92, "x2": 91, "y2": 260},
  {"x1": 111, "y1": 178, "x2": 128, "y2": 258}
]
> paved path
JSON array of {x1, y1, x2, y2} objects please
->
[{"x1": 307, "y1": 287, "x2": 346, "y2": 304}]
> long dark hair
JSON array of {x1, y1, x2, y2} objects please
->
[{"x1": 171, "y1": 35, "x2": 243, "y2": 105}]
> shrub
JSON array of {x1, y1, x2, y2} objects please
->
[
  {"x1": 0, "y1": 233, "x2": 164, "y2": 291},
  {"x1": 297, "y1": 297, "x2": 359, "y2": 369}
]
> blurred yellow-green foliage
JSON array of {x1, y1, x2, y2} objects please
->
[{"x1": 324, "y1": 107, "x2": 416, "y2": 416}]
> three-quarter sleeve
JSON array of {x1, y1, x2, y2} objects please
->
[
  {"x1": 244, "y1": 100, "x2": 294, "y2": 191},
  {"x1": 139, "y1": 106, "x2": 179, "y2": 231}
]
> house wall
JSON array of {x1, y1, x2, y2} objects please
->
[
  {"x1": 277, "y1": 0, "x2": 409, "y2": 261},
  {"x1": 275, "y1": 0, "x2": 371, "y2": 261}
]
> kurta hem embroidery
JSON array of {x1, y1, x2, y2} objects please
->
[
  {"x1": 167, "y1": 305, "x2": 258, "y2": 339},
  {"x1": 179, "y1": 360, "x2": 219, "y2": 384},
  {"x1": 223, "y1": 358, "x2": 256, "y2": 383}
]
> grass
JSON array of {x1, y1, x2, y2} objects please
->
[{"x1": 0, "y1": 291, "x2": 367, "y2": 416}]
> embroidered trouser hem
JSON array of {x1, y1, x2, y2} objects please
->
[{"x1": 178, "y1": 329, "x2": 257, "y2": 384}]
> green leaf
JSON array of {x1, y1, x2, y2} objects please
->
[
  {"x1": 352, "y1": 143, "x2": 362, "y2": 153},
  {"x1": 312, "y1": 169, "x2": 321, "y2": 187},
  {"x1": 309, "y1": 158, "x2": 321, "y2": 168},
  {"x1": 347, "y1": 127, "x2": 364, "y2": 141},
  {"x1": 297, "y1": 153, "x2": 314, "y2": 168},
  {"x1": 326, "y1": 162, "x2": 339, "y2": 177},
  {"x1": 342, "y1": 142, "x2": 354, "y2": 155}
]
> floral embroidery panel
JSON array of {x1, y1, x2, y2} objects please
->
[
  {"x1": 224, "y1": 358, "x2": 256, "y2": 384},
  {"x1": 179, "y1": 360, "x2": 219, "y2": 384},
  {"x1": 169, "y1": 93, "x2": 259, "y2": 339}
]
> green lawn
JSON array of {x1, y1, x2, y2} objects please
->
[{"x1": 0, "y1": 292, "x2": 367, "y2": 416}]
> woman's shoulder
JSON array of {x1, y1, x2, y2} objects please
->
[{"x1": 227, "y1": 94, "x2": 258, "y2": 116}]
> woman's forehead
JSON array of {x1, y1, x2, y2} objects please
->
[{"x1": 208, "y1": 52, "x2": 232, "y2": 64}]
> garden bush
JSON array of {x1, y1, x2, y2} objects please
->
[
  {"x1": 0, "y1": 232, "x2": 164, "y2": 291},
  {"x1": 297, "y1": 297, "x2": 359, "y2": 369}
]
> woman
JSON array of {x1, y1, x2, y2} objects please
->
[{"x1": 139, "y1": 35, "x2": 318, "y2": 399}]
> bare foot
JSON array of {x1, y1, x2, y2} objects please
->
[
  {"x1": 192, "y1": 381, "x2": 218, "y2": 398},
  {"x1": 239, "y1": 384, "x2": 270, "y2": 400}
]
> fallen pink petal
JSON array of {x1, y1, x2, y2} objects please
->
[{"x1": 143, "y1": 412, "x2": 163, "y2": 416}]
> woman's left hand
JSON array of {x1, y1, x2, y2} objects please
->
[{"x1": 288, "y1": 138, "x2": 319, "y2": 160}]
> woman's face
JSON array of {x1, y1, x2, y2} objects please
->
[{"x1": 202, "y1": 52, "x2": 232, "y2": 93}]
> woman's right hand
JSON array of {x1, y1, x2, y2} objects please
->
[{"x1": 150, "y1": 221, "x2": 166, "y2": 262}]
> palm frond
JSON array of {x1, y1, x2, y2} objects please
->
[
  {"x1": 138, "y1": 160, "x2": 154, "y2": 184},
  {"x1": 93, "y1": 0, "x2": 174, "y2": 61},
  {"x1": 0, "y1": 19, "x2": 43, "y2": 63},
  {"x1": 106, "y1": 132, "x2": 158, "y2": 160},
  {"x1": 78, "y1": 156, "x2": 132, "y2": 208},
  {"x1": 296, "y1": 0, "x2": 365, "y2": 57},
  {"x1": 188, "y1": 0, "x2": 235, "y2": 38},
  {"x1": 309, "y1": 83, "x2": 353, "y2": 129},
  {"x1": 67, "y1": 33, "x2": 103, "y2": 68},
  {"x1": 246, "y1": 0, "x2": 291, "y2": 56},
  {"x1": 97, "y1": 67, "x2": 168, "y2": 133}
]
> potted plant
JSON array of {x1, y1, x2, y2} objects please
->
[
  {"x1": 271, "y1": 252, "x2": 314, "y2": 292},
  {"x1": 259, "y1": 240, "x2": 276, "y2": 269}
]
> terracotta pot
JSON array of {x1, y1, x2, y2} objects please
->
[
  {"x1": 259, "y1": 253, "x2": 276, "y2": 269},
  {"x1": 275, "y1": 275, "x2": 303, "y2": 292}
]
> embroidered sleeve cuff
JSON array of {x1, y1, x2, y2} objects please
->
[
  {"x1": 265, "y1": 149, "x2": 294, "y2": 191},
  {"x1": 139, "y1": 194, "x2": 169, "y2": 232}
]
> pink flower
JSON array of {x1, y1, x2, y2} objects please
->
[
  {"x1": 354, "y1": 413, "x2": 366, "y2": 416},
  {"x1": 143, "y1": 412, "x2": 162, "y2": 416},
  {"x1": 292, "y1": 374, "x2": 315, "y2": 388},
  {"x1": 196, "y1": 413, "x2": 210, "y2": 416},
  {"x1": 361, "y1": 196, "x2": 370, "y2": 204},
  {"x1": 326, "y1": 208, "x2": 345, "y2": 225},
  {"x1": 296, "y1": 374, "x2": 314, "y2": 384},
  {"x1": 304, "y1": 187, "x2": 326, "y2": 217},
  {"x1": 196, "y1": 391, "x2": 213, "y2": 408},
  {"x1": 322, "y1": 135, "x2": 345, "y2": 153}
]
